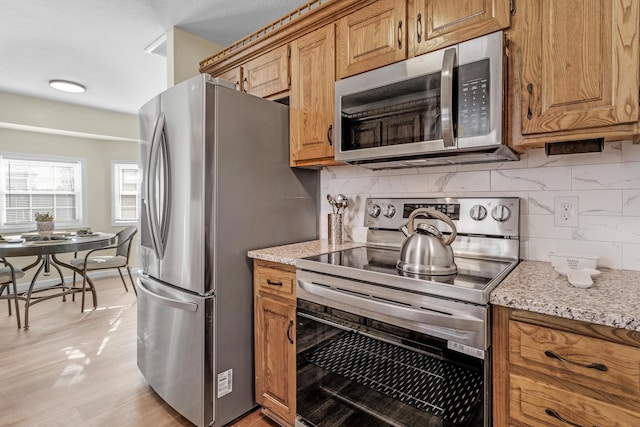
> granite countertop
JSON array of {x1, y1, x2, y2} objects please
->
[
  {"x1": 490, "y1": 260, "x2": 640, "y2": 331},
  {"x1": 249, "y1": 243, "x2": 640, "y2": 331},
  {"x1": 248, "y1": 239, "x2": 365, "y2": 265}
]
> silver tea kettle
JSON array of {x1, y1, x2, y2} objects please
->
[{"x1": 396, "y1": 208, "x2": 458, "y2": 276}]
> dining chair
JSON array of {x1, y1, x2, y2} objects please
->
[
  {"x1": 0, "y1": 257, "x2": 25, "y2": 328},
  {"x1": 70, "y1": 226, "x2": 138, "y2": 311}
]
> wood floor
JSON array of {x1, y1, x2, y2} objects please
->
[{"x1": 0, "y1": 275, "x2": 276, "y2": 427}]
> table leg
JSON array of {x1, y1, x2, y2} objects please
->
[
  {"x1": 23, "y1": 259, "x2": 47, "y2": 330},
  {"x1": 47, "y1": 255, "x2": 67, "y2": 301}
]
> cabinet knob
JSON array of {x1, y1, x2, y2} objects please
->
[
  {"x1": 327, "y1": 124, "x2": 333, "y2": 146},
  {"x1": 398, "y1": 21, "x2": 403, "y2": 50},
  {"x1": 416, "y1": 13, "x2": 422, "y2": 43}
]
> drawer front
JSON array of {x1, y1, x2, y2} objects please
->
[
  {"x1": 509, "y1": 321, "x2": 640, "y2": 402},
  {"x1": 510, "y1": 374, "x2": 640, "y2": 427},
  {"x1": 256, "y1": 266, "x2": 295, "y2": 298}
]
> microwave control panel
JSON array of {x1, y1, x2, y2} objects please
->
[{"x1": 457, "y1": 58, "x2": 490, "y2": 138}]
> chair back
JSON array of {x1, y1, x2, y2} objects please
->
[{"x1": 115, "y1": 226, "x2": 138, "y2": 259}]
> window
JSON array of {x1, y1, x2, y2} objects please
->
[
  {"x1": 112, "y1": 161, "x2": 140, "y2": 225},
  {"x1": 0, "y1": 154, "x2": 85, "y2": 231}
]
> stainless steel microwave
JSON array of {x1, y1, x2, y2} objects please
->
[{"x1": 334, "y1": 31, "x2": 518, "y2": 169}]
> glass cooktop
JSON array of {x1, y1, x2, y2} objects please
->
[{"x1": 297, "y1": 246, "x2": 518, "y2": 305}]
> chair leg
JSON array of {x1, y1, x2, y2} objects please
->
[
  {"x1": 126, "y1": 267, "x2": 137, "y2": 296},
  {"x1": 1, "y1": 284, "x2": 11, "y2": 316},
  {"x1": 80, "y1": 271, "x2": 87, "y2": 313},
  {"x1": 11, "y1": 281, "x2": 21, "y2": 329},
  {"x1": 117, "y1": 268, "x2": 129, "y2": 292},
  {"x1": 72, "y1": 271, "x2": 77, "y2": 302}
]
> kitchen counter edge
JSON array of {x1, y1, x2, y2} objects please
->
[
  {"x1": 248, "y1": 239, "x2": 365, "y2": 266},
  {"x1": 490, "y1": 260, "x2": 640, "y2": 332}
]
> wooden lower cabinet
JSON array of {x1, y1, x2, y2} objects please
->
[
  {"x1": 493, "y1": 306, "x2": 640, "y2": 426},
  {"x1": 253, "y1": 260, "x2": 296, "y2": 426}
]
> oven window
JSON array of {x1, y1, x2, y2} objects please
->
[{"x1": 297, "y1": 302, "x2": 485, "y2": 427}]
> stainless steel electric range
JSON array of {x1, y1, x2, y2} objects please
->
[{"x1": 295, "y1": 197, "x2": 520, "y2": 427}]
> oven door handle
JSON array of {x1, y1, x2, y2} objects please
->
[{"x1": 298, "y1": 279, "x2": 483, "y2": 332}]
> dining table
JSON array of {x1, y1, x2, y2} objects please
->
[{"x1": 0, "y1": 231, "x2": 117, "y2": 329}]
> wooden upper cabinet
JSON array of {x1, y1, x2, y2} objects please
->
[
  {"x1": 408, "y1": 0, "x2": 510, "y2": 56},
  {"x1": 243, "y1": 44, "x2": 290, "y2": 98},
  {"x1": 290, "y1": 25, "x2": 336, "y2": 167},
  {"x1": 336, "y1": 0, "x2": 407, "y2": 79},
  {"x1": 215, "y1": 67, "x2": 242, "y2": 91},
  {"x1": 520, "y1": 0, "x2": 639, "y2": 135}
]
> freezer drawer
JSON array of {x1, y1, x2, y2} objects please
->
[{"x1": 136, "y1": 274, "x2": 213, "y2": 426}]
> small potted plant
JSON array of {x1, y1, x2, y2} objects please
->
[{"x1": 34, "y1": 212, "x2": 54, "y2": 234}]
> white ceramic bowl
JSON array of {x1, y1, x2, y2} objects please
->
[{"x1": 549, "y1": 252, "x2": 599, "y2": 270}]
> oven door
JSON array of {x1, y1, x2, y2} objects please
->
[
  {"x1": 296, "y1": 270, "x2": 490, "y2": 427},
  {"x1": 296, "y1": 301, "x2": 487, "y2": 427}
]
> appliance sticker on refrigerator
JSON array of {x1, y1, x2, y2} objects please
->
[{"x1": 217, "y1": 369, "x2": 233, "y2": 397}]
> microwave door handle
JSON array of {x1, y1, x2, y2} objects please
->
[{"x1": 440, "y1": 47, "x2": 456, "y2": 148}]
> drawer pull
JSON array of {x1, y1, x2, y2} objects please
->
[
  {"x1": 544, "y1": 350, "x2": 608, "y2": 372},
  {"x1": 545, "y1": 408, "x2": 600, "y2": 427},
  {"x1": 545, "y1": 408, "x2": 583, "y2": 427},
  {"x1": 266, "y1": 279, "x2": 283, "y2": 287}
]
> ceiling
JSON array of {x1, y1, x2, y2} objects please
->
[{"x1": 0, "y1": 0, "x2": 309, "y2": 115}]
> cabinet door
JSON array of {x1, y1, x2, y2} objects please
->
[
  {"x1": 409, "y1": 0, "x2": 510, "y2": 56},
  {"x1": 255, "y1": 295, "x2": 296, "y2": 425},
  {"x1": 216, "y1": 67, "x2": 243, "y2": 91},
  {"x1": 520, "y1": 0, "x2": 639, "y2": 134},
  {"x1": 336, "y1": 0, "x2": 407, "y2": 79},
  {"x1": 243, "y1": 44, "x2": 290, "y2": 98},
  {"x1": 290, "y1": 24, "x2": 336, "y2": 167}
]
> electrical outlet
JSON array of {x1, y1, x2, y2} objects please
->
[{"x1": 554, "y1": 196, "x2": 579, "y2": 227}]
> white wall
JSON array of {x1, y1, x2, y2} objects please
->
[{"x1": 321, "y1": 140, "x2": 640, "y2": 271}]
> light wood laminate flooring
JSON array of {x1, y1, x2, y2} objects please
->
[{"x1": 0, "y1": 275, "x2": 275, "y2": 427}]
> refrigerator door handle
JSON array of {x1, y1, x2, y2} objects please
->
[
  {"x1": 137, "y1": 276, "x2": 198, "y2": 312},
  {"x1": 146, "y1": 112, "x2": 171, "y2": 259}
]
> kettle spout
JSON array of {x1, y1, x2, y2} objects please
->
[{"x1": 399, "y1": 224, "x2": 410, "y2": 237}]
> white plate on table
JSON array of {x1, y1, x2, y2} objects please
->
[{"x1": 0, "y1": 237, "x2": 24, "y2": 244}]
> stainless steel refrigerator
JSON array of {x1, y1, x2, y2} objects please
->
[{"x1": 136, "y1": 74, "x2": 318, "y2": 427}]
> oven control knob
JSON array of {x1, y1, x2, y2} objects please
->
[
  {"x1": 491, "y1": 205, "x2": 511, "y2": 222},
  {"x1": 382, "y1": 204, "x2": 396, "y2": 218},
  {"x1": 469, "y1": 205, "x2": 487, "y2": 221},
  {"x1": 367, "y1": 203, "x2": 381, "y2": 218}
]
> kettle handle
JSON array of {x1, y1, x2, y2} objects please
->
[{"x1": 407, "y1": 208, "x2": 457, "y2": 245}]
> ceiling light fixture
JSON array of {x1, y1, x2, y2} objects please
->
[{"x1": 49, "y1": 79, "x2": 86, "y2": 93}]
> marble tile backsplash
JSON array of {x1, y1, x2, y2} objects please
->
[{"x1": 320, "y1": 140, "x2": 640, "y2": 270}]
